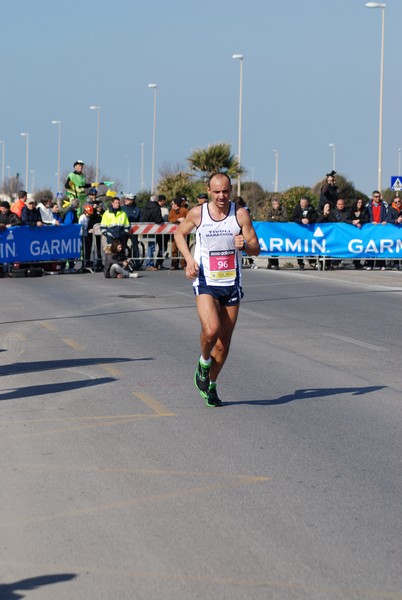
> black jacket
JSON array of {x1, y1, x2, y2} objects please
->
[
  {"x1": 328, "y1": 208, "x2": 348, "y2": 223},
  {"x1": 292, "y1": 204, "x2": 317, "y2": 224},
  {"x1": 142, "y1": 200, "x2": 163, "y2": 224},
  {"x1": 319, "y1": 183, "x2": 338, "y2": 211},
  {"x1": 104, "y1": 250, "x2": 127, "y2": 278},
  {"x1": 347, "y1": 206, "x2": 368, "y2": 226},
  {"x1": 0, "y1": 212, "x2": 22, "y2": 229},
  {"x1": 386, "y1": 206, "x2": 402, "y2": 224},
  {"x1": 21, "y1": 206, "x2": 43, "y2": 226}
]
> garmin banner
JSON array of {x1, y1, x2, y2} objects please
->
[
  {"x1": 0, "y1": 225, "x2": 82, "y2": 263},
  {"x1": 254, "y1": 222, "x2": 402, "y2": 259},
  {"x1": 2, "y1": 222, "x2": 402, "y2": 263}
]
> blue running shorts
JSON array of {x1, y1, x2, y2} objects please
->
[{"x1": 193, "y1": 282, "x2": 244, "y2": 306}]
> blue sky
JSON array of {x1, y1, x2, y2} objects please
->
[{"x1": 1, "y1": 0, "x2": 401, "y2": 197}]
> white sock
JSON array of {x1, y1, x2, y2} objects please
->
[{"x1": 199, "y1": 356, "x2": 211, "y2": 367}]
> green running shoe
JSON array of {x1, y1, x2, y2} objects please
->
[
  {"x1": 205, "y1": 383, "x2": 222, "y2": 408},
  {"x1": 194, "y1": 358, "x2": 211, "y2": 392}
]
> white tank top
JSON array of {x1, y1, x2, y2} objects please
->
[{"x1": 193, "y1": 202, "x2": 242, "y2": 287}]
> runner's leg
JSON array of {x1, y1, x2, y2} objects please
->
[
  {"x1": 210, "y1": 304, "x2": 239, "y2": 382},
  {"x1": 195, "y1": 294, "x2": 221, "y2": 360},
  {"x1": 195, "y1": 295, "x2": 239, "y2": 381}
]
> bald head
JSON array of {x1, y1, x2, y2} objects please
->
[
  {"x1": 207, "y1": 172, "x2": 231, "y2": 188},
  {"x1": 207, "y1": 173, "x2": 232, "y2": 208}
]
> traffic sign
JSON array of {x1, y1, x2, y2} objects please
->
[{"x1": 391, "y1": 176, "x2": 402, "y2": 191}]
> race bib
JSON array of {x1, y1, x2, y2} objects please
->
[{"x1": 209, "y1": 249, "x2": 236, "y2": 280}]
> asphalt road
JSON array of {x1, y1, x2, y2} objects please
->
[{"x1": 0, "y1": 266, "x2": 401, "y2": 600}]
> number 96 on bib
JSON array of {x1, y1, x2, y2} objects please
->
[{"x1": 209, "y1": 249, "x2": 236, "y2": 280}]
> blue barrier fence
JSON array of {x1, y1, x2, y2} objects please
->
[
  {"x1": 254, "y1": 222, "x2": 402, "y2": 259},
  {"x1": 1, "y1": 222, "x2": 402, "y2": 264},
  {"x1": 0, "y1": 225, "x2": 82, "y2": 263}
]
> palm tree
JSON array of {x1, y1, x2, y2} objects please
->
[
  {"x1": 157, "y1": 170, "x2": 194, "y2": 200},
  {"x1": 187, "y1": 143, "x2": 245, "y2": 181}
]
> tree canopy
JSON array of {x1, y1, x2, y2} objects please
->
[{"x1": 187, "y1": 142, "x2": 245, "y2": 180}]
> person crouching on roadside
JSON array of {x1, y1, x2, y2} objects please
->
[{"x1": 104, "y1": 239, "x2": 139, "y2": 279}]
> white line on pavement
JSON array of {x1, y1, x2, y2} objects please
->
[{"x1": 323, "y1": 332, "x2": 388, "y2": 352}]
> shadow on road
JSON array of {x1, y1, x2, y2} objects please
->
[
  {"x1": 0, "y1": 357, "x2": 153, "y2": 377},
  {"x1": 224, "y1": 385, "x2": 385, "y2": 406},
  {"x1": 0, "y1": 573, "x2": 76, "y2": 599},
  {"x1": 0, "y1": 377, "x2": 116, "y2": 402}
]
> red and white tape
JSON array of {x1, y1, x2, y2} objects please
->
[{"x1": 129, "y1": 223, "x2": 179, "y2": 234}]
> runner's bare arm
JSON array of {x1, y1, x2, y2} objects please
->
[
  {"x1": 174, "y1": 206, "x2": 202, "y2": 279},
  {"x1": 234, "y1": 207, "x2": 261, "y2": 255}
]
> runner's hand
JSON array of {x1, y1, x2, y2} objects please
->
[
  {"x1": 185, "y1": 257, "x2": 199, "y2": 280},
  {"x1": 234, "y1": 234, "x2": 245, "y2": 250}
]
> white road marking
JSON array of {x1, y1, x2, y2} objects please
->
[{"x1": 323, "y1": 332, "x2": 388, "y2": 352}]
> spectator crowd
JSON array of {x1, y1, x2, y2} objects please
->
[{"x1": 1, "y1": 165, "x2": 402, "y2": 277}]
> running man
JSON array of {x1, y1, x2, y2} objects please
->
[{"x1": 174, "y1": 172, "x2": 261, "y2": 407}]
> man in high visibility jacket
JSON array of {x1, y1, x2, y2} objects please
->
[
  {"x1": 100, "y1": 197, "x2": 130, "y2": 246},
  {"x1": 65, "y1": 160, "x2": 93, "y2": 205}
]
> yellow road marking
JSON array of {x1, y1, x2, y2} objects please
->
[
  {"x1": 8, "y1": 413, "x2": 164, "y2": 439},
  {"x1": 62, "y1": 338, "x2": 85, "y2": 351},
  {"x1": 100, "y1": 363, "x2": 123, "y2": 377},
  {"x1": 134, "y1": 391, "x2": 175, "y2": 416},
  {"x1": 40, "y1": 321, "x2": 57, "y2": 332},
  {"x1": 5, "y1": 414, "x2": 161, "y2": 424},
  {"x1": 0, "y1": 392, "x2": 174, "y2": 440},
  {"x1": 0, "y1": 477, "x2": 270, "y2": 527},
  {"x1": 13, "y1": 332, "x2": 28, "y2": 341},
  {"x1": 4, "y1": 462, "x2": 269, "y2": 482}
]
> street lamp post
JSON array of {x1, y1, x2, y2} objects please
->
[
  {"x1": 0, "y1": 140, "x2": 5, "y2": 188},
  {"x1": 30, "y1": 170, "x2": 35, "y2": 192},
  {"x1": 329, "y1": 143, "x2": 336, "y2": 171},
  {"x1": 232, "y1": 54, "x2": 244, "y2": 196},
  {"x1": 126, "y1": 155, "x2": 130, "y2": 192},
  {"x1": 20, "y1": 132, "x2": 29, "y2": 193},
  {"x1": 365, "y1": 2, "x2": 386, "y2": 192},
  {"x1": 272, "y1": 149, "x2": 279, "y2": 193},
  {"x1": 148, "y1": 84, "x2": 157, "y2": 193},
  {"x1": 398, "y1": 148, "x2": 401, "y2": 176},
  {"x1": 51, "y1": 120, "x2": 62, "y2": 194},
  {"x1": 89, "y1": 105, "x2": 101, "y2": 182},
  {"x1": 141, "y1": 142, "x2": 145, "y2": 191}
]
